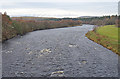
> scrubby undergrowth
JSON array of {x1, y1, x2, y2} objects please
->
[{"x1": 2, "y1": 13, "x2": 82, "y2": 41}]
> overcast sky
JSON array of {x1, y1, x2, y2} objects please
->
[{"x1": 0, "y1": 0, "x2": 119, "y2": 18}]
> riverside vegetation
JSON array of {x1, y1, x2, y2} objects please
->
[{"x1": 2, "y1": 12, "x2": 82, "y2": 41}]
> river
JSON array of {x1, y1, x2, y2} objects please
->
[{"x1": 2, "y1": 25, "x2": 118, "y2": 77}]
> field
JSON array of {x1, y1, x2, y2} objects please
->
[{"x1": 86, "y1": 25, "x2": 120, "y2": 55}]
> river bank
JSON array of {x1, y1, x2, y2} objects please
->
[
  {"x1": 86, "y1": 25, "x2": 120, "y2": 55},
  {"x1": 2, "y1": 13, "x2": 82, "y2": 42}
]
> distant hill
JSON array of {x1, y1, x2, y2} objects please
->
[{"x1": 78, "y1": 16, "x2": 100, "y2": 18}]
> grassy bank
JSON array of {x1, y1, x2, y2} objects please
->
[{"x1": 86, "y1": 25, "x2": 120, "y2": 55}]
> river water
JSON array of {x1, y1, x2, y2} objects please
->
[{"x1": 2, "y1": 25, "x2": 118, "y2": 77}]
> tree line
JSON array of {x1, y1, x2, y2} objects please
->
[{"x1": 12, "y1": 15, "x2": 119, "y2": 26}]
